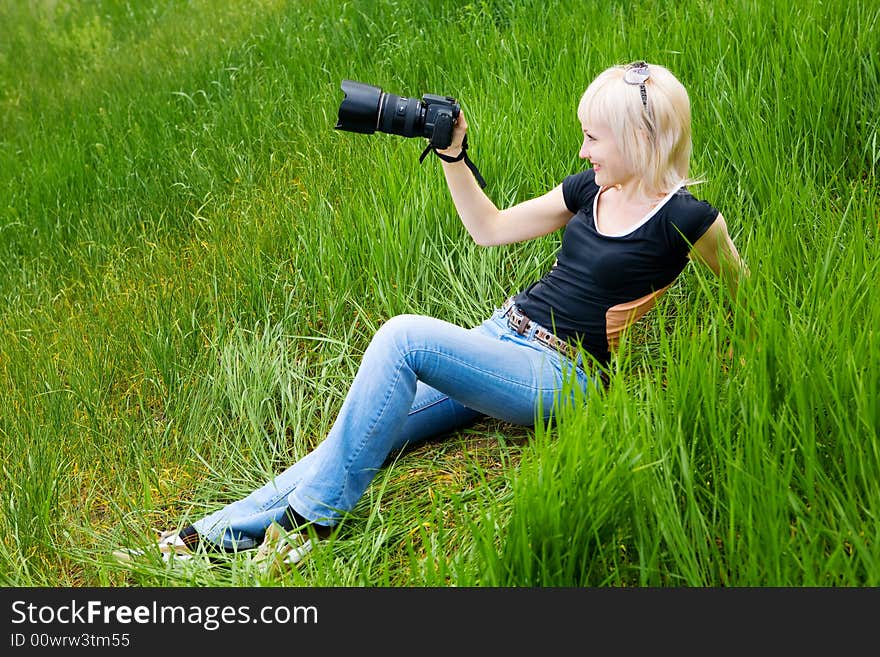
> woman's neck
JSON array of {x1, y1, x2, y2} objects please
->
[{"x1": 609, "y1": 181, "x2": 664, "y2": 206}]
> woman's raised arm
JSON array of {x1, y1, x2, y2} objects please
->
[{"x1": 436, "y1": 110, "x2": 572, "y2": 246}]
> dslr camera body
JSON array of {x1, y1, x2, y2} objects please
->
[{"x1": 335, "y1": 80, "x2": 459, "y2": 150}]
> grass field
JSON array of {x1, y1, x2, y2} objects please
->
[{"x1": 0, "y1": 0, "x2": 877, "y2": 587}]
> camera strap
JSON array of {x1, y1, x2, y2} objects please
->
[{"x1": 419, "y1": 136, "x2": 487, "y2": 188}]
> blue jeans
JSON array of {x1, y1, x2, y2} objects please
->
[{"x1": 193, "y1": 305, "x2": 599, "y2": 550}]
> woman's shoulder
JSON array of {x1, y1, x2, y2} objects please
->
[
  {"x1": 663, "y1": 185, "x2": 720, "y2": 244},
  {"x1": 669, "y1": 185, "x2": 719, "y2": 216}
]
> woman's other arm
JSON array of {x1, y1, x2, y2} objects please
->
[{"x1": 690, "y1": 213, "x2": 749, "y2": 297}]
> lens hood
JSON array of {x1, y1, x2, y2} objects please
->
[{"x1": 335, "y1": 80, "x2": 384, "y2": 134}]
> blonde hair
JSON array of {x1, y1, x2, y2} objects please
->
[{"x1": 577, "y1": 62, "x2": 693, "y2": 196}]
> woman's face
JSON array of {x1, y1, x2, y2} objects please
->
[{"x1": 579, "y1": 119, "x2": 635, "y2": 189}]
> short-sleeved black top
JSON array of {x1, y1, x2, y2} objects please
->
[{"x1": 513, "y1": 169, "x2": 718, "y2": 365}]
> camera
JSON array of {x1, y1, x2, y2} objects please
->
[{"x1": 334, "y1": 80, "x2": 460, "y2": 150}]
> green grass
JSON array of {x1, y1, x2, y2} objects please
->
[{"x1": 0, "y1": 0, "x2": 877, "y2": 587}]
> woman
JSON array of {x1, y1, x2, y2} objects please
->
[{"x1": 114, "y1": 61, "x2": 745, "y2": 571}]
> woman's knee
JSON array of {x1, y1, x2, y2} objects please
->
[{"x1": 371, "y1": 314, "x2": 434, "y2": 350}]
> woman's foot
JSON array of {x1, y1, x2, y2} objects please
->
[
  {"x1": 112, "y1": 529, "x2": 193, "y2": 564},
  {"x1": 253, "y1": 522, "x2": 313, "y2": 573}
]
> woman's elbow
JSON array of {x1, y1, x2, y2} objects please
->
[
  {"x1": 471, "y1": 232, "x2": 498, "y2": 247},
  {"x1": 464, "y1": 222, "x2": 502, "y2": 247},
  {"x1": 472, "y1": 228, "x2": 511, "y2": 247}
]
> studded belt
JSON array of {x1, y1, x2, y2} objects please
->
[{"x1": 500, "y1": 297, "x2": 581, "y2": 365}]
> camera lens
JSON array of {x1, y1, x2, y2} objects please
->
[
  {"x1": 336, "y1": 80, "x2": 426, "y2": 139},
  {"x1": 377, "y1": 93, "x2": 424, "y2": 138}
]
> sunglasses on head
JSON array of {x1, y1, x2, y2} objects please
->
[{"x1": 623, "y1": 61, "x2": 650, "y2": 112}]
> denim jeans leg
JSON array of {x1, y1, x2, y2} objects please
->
[{"x1": 193, "y1": 311, "x2": 591, "y2": 547}]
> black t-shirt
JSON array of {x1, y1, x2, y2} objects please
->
[{"x1": 513, "y1": 169, "x2": 718, "y2": 365}]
